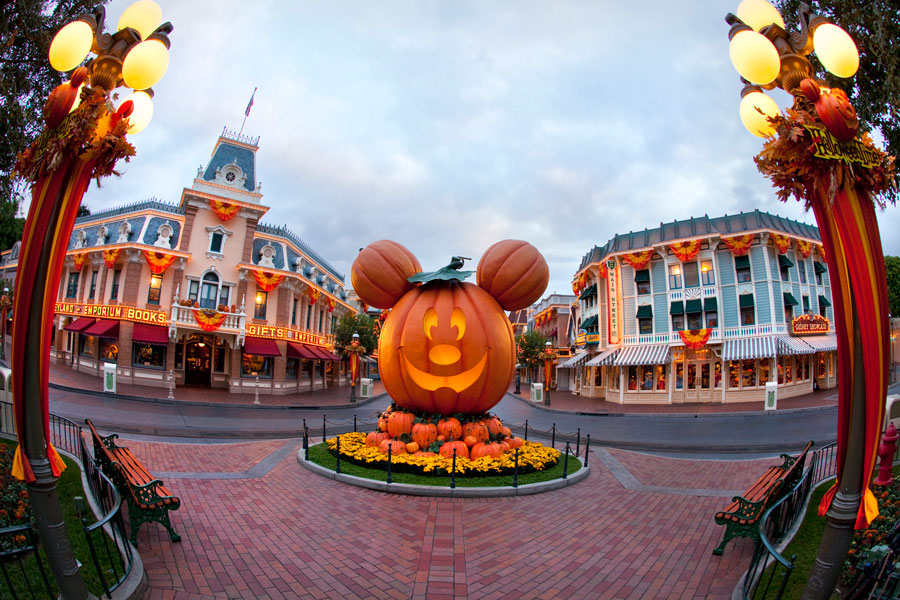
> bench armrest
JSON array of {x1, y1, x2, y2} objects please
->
[
  {"x1": 717, "y1": 495, "x2": 766, "y2": 524},
  {"x1": 114, "y1": 466, "x2": 179, "y2": 507}
]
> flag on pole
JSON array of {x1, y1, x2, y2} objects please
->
[{"x1": 245, "y1": 87, "x2": 257, "y2": 117}]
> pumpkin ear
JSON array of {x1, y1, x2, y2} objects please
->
[
  {"x1": 351, "y1": 240, "x2": 422, "y2": 309},
  {"x1": 476, "y1": 240, "x2": 549, "y2": 311}
]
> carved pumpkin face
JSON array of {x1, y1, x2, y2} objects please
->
[{"x1": 378, "y1": 281, "x2": 515, "y2": 415}]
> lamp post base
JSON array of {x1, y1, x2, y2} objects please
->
[{"x1": 801, "y1": 489, "x2": 862, "y2": 599}]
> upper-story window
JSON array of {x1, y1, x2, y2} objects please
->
[
  {"x1": 735, "y1": 256, "x2": 752, "y2": 283},
  {"x1": 685, "y1": 299, "x2": 703, "y2": 330},
  {"x1": 669, "y1": 265, "x2": 682, "y2": 289},
  {"x1": 634, "y1": 269, "x2": 651, "y2": 295},
  {"x1": 66, "y1": 272, "x2": 79, "y2": 298},
  {"x1": 210, "y1": 232, "x2": 224, "y2": 254},
  {"x1": 683, "y1": 262, "x2": 700, "y2": 287},
  {"x1": 88, "y1": 270, "x2": 98, "y2": 300},
  {"x1": 200, "y1": 272, "x2": 219, "y2": 309},
  {"x1": 700, "y1": 260, "x2": 715, "y2": 285},
  {"x1": 110, "y1": 269, "x2": 121, "y2": 300},
  {"x1": 291, "y1": 298, "x2": 298, "y2": 326},
  {"x1": 779, "y1": 254, "x2": 793, "y2": 281},
  {"x1": 783, "y1": 292, "x2": 798, "y2": 323},
  {"x1": 255, "y1": 290, "x2": 268, "y2": 319},
  {"x1": 636, "y1": 304, "x2": 652, "y2": 334},
  {"x1": 798, "y1": 260, "x2": 807, "y2": 284},
  {"x1": 819, "y1": 295, "x2": 830, "y2": 318},
  {"x1": 739, "y1": 294, "x2": 755, "y2": 325},
  {"x1": 147, "y1": 274, "x2": 162, "y2": 305},
  {"x1": 814, "y1": 262, "x2": 825, "y2": 286},
  {"x1": 802, "y1": 295, "x2": 810, "y2": 314}
]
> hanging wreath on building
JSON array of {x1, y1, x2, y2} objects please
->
[
  {"x1": 770, "y1": 233, "x2": 792, "y2": 254},
  {"x1": 678, "y1": 328, "x2": 712, "y2": 350},
  {"x1": 102, "y1": 248, "x2": 120, "y2": 268},
  {"x1": 721, "y1": 234, "x2": 754, "y2": 257},
  {"x1": 796, "y1": 240, "x2": 813, "y2": 258},
  {"x1": 143, "y1": 251, "x2": 177, "y2": 274},
  {"x1": 622, "y1": 249, "x2": 653, "y2": 270},
  {"x1": 193, "y1": 308, "x2": 226, "y2": 332},
  {"x1": 252, "y1": 270, "x2": 284, "y2": 292},
  {"x1": 669, "y1": 240, "x2": 701, "y2": 262},
  {"x1": 210, "y1": 199, "x2": 239, "y2": 221},
  {"x1": 72, "y1": 253, "x2": 86, "y2": 271},
  {"x1": 307, "y1": 287, "x2": 321, "y2": 305}
]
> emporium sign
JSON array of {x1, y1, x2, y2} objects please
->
[
  {"x1": 244, "y1": 323, "x2": 327, "y2": 346},
  {"x1": 791, "y1": 314, "x2": 830, "y2": 335},
  {"x1": 55, "y1": 302, "x2": 167, "y2": 325}
]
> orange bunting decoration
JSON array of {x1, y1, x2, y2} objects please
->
[
  {"x1": 252, "y1": 270, "x2": 285, "y2": 292},
  {"x1": 678, "y1": 328, "x2": 712, "y2": 350},
  {"x1": 597, "y1": 262, "x2": 608, "y2": 279},
  {"x1": 770, "y1": 233, "x2": 791, "y2": 254},
  {"x1": 143, "y1": 251, "x2": 177, "y2": 275},
  {"x1": 210, "y1": 199, "x2": 239, "y2": 221},
  {"x1": 721, "y1": 234, "x2": 754, "y2": 257},
  {"x1": 72, "y1": 253, "x2": 86, "y2": 271},
  {"x1": 622, "y1": 250, "x2": 653, "y2": 270},
  {"x1": 193, "y1": 308, "x2": 227, "y2": 332},
  {"x1": 669, "y1": 240, "x2": 701, "y2": 262},
  {"x1": 326, "y1": 297, "x2": 336, "y2": 312},
  {"x1": 307, "y1": 287, "x2": 321, "y2": 305},
  {"x1": 818, "y1": 244, "x2": 827, "y2": 260},
  {"x1": 796, "y1": 240, "x2": 813, "y2": 258},
  {"x1": 102, "y1": 248, "x2": 121, "y2": 268}
]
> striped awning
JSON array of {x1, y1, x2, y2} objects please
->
[
  {"x1": 776, "y1": 336, "x2": 815, "y2": 355},
  {"x1": 801, "y1": 334, "x2": 837, "y2": 352},
  {"x1": 558, "y1": 351, "x2": 589, "y2": 369},
  {"x1": 614, "y1": 345, "x2": 669, "y2": 366},
  {"x1": 586, "y1": 347, "x2": 619, "y2": 367},
  {"x1": 722, "y1": 337, "x2": 777, "y2": 361}
]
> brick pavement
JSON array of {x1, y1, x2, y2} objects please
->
[{"x1": 121, "y1": 436, "x2": 766, "y2": 600}]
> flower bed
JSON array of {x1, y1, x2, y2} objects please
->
[
  {"x1": 0, "y1": 443, "x2": 31, "y2": 552},
  {"x1": 327, "y1": 432, "x2": 560, "y2": 477},
  {"x1": 843, "y1": 477, "x2": 900, "y2": 585}
]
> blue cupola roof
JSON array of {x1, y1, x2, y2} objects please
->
[{"x1": 201, "y1": 128, "x2": 260, "y2": 193}]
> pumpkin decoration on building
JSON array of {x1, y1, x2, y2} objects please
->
[{"x1": 352, "y1": 240, "x2": 548, "y2": 417}]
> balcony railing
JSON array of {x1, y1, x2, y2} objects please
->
[
  {"x1": 169, "y1": 304, "x2": 245, "y2": 335},
  {"x1": 619, "y1": 322, "x2": 834, "y2": 347}
]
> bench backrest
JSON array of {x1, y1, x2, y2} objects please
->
[{"x1": 771, "y1": 441, "x2": 814, "y2": 504}]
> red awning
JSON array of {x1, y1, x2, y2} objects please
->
[
  {"x1": 286, "y1": 342, "x2": 318, "y2": 359},
  {"x1": 309, "y1": 346, "x2": 340, "y2": 361},
  {"x1": 133, "y1": 323, "x2": 170, "y2": 346},
  {"x1": 83, "y1": 319, "x2": 119, "y2": 339},
  {"x1": 64, "y1": 317, "x2": 95, "y2": 333},
  {"x1": 243, "y1": 337, "x2": 282, "y2": 357}
]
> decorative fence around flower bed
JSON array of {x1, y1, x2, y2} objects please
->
[{"x1": 0, "y1": 400, "x2": 135, "y2": 599}]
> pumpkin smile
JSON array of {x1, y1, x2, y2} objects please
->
[{"x1": 402, "y1": 351, "x2": 487, "y2": 393}]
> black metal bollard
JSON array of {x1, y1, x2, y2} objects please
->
[
  {"x1": 576, "y1": 428, "x2": 581, "y2": 456},
  {"x1": 353, "y1": 414, "x2": 357, "y2": 433},
  {"x1": 451, "y1": 449, "x2": 457, "y2": 489},
  {"x1": 303, "y1": 426, "x2": 309, "y2": 461},
  {"x1": 387, "y1": 445, "x2": 392, "y2": 484},
  {"x1": 563, "y1": 442, "x2": 570, "y2": 479},
  {"x1": 336, "y1": 435, "x2": 341, "y2": 474},
  {"x1": 322, "y1": 415, "x2": 326, "y2": 442},
  {"x1": 551, "y1": 423, "x2": 556, "y2": 448},
  {"x1": 524, "y1": 420, "x2": 529, "y2": 441},
  {"x1": 584, "y1": 434, "x2": 590, "y2": 468},
  {"x1": 513, "y1": 448, "x2": 519, "y2": 488}
]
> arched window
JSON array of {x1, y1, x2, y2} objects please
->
[{"x1": 200, "y1": 271, "x2": 219, "y2": 309}]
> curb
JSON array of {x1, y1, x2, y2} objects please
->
[
  {"x1": 296, "y1": 449, "x2": 590, "y2": 497},
  {"x1": 49, "y1": 382, "x2": 386, "y2": 411}
]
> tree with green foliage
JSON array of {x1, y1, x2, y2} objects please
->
[
  {"x1": 886, "y1": 255, "x2": 900, "y2": 317},
  {"x1": 516, "y1": 330, "x2": 549, "y2": 370},
  {"x1": 333, "y1": 313, "x2": 377, "y2": 357}
]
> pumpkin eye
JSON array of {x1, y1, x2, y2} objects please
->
[
  {"x1": 424, "y1": 307, "x2": 438, "y2": 340},
  {"x1": 451, "y1": 308, "x2": 465, "y2": 340}
]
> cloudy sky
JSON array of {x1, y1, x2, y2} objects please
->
[{"x1": 81, "y1": 0, "x2": 899, "y2": 299}]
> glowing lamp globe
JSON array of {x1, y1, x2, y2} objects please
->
[
  {"x1": 49, "y1": 21, "x2": 93, "y2": 72},
  {"x1": 739, "y1": 91, "x2": 779, "y2": 137},
  {"x1": 117, "y1": 0, "x2": 163, "y2": 40},
  {"x1": 729, "y1": 30, "x2": 780, "y2": 85},
  {"x1": 120, "y1": 90, "x2": 153, "y2": 133},
  {"x1": 122, "y1": 40, "x2": 169, "y2": 90},
  {"x1": 813, "y1": 23, "x2": 859, "y2": 78},
  {"x1": 736, "y1": 0, "x2": 785, "y2": 31}
]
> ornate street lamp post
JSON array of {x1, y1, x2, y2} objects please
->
[
  {"x1": 346, "y1": 332, "x2": 365, "y2": 402},
  {"x1": 723, "y1": 1, "x2": 895, "y2": 597},
  {"x1": 11, "y1": 2, "x2": 173, "y2": 597},
  {"x1": 542, "y1": 341, "x2": 557, "y2": 406}
]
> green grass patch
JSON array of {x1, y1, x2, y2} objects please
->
[
  {"x1": 1, "y1": 437, "x2": 126, "y2": 597},
  {"x1": 307, "y1": 442, "x2": 583, "y2": 487}
]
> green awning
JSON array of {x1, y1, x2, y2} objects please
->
[
  {"x1": 669, "y1": 301, "x2": 684, "y2": 315},
  {"x1": 819, "y1": 295, "x2": 831, "y2": 308},
  {"x1": 735, "y1": 255, "x2": 751, "y2": 269},
  {"x1": 814, "y1": 262, "x2": 827, "y2": 274},
  {"x1": 580, "y1": 315, "x2": 598, "y2": 329},
  {"x1": 578, "y1": 283, "x2": 597, "y2": 300},
  {"x1": 704, "y1": 297, "x2": 718, "y2": 311},
  {"x1": 685, "y1": 299, "x2": 702, "y2": 314},
  {"x1": 633, "y1": 269, "x2": 650, "y2": 283},
  {"x1": 739, "y1": 294, "x2": 755, "y2": 308},
  {"x1": 636, "y1": 305, "x2": 653, "y2": 319},
  {"x1": 783, "y1": 292, "x2": 799, "y2": 306},
  {"x1": 778, "y1": 254, "x2": 794, "y2": 268}
]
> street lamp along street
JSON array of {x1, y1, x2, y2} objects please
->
[
  {"x1": 12, "y1": 2, "x2": 174, "y2": 598},
  {"x1": 724, "y1": 1, "x2": 896, "y2": 598}
]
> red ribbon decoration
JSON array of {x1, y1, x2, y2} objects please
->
[
  {"x1": 677, "y1": 328, "x2": 712, "y2": 350},
  {"x1": 103, "y1": 248, "x2": 121, "y2": 268},
  {"x1": 210, "y1": 199, "x2": 239, "y2": 221},
  {"x1": 771, "y1": 233, "x2": 792, "y2": 254},
  {"x1": 622, "y1": 249, "x2": 653, "y2": 270},
  {"x1": 669, "y1": 240, "x2": 701, "y2": 262},
  {"x1": 72, "y1": 253, "x2": 86, "y2": 271},
  {"x1": 721, "y1": 234, "x2": 754, "y2": 257},
  {"x1": 796, "y1": 240, "x2": 813, "y2": 258},
  {"x1": 193, "y1": 308, "x2": 227, "y2": 332},
  {"x1": 143, "y1": 251, "x2": 177, "y2": 275},
  {"x1": 252, "y1": 270, "x2": 285, "y2": 292}
]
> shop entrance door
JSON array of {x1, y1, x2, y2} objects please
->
[{"x1": 185, "y1": 339, "x2": 212, "y2": 386}]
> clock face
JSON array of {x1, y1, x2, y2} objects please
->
[{"x1": 225, "y1": 172, "x2": 236, "y2": 182}]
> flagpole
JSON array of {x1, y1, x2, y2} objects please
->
[{"x1": 239, "y1": 86, "x2": 257, "y2": 135}]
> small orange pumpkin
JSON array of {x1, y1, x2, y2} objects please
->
[
  {"x1": 365, "y1": 431, "x2": 390, "y2": 447},
  {"x1": 411, "y1": 422, "x2": 438, "y2": 448},
  {"x1": 439, "y1": 440, "x2": 469, "y2": 460},
  {"x1": 476, "y1": 240, "x2": 549, "y2": 311},
  {"x1": 413, "y1": 450, "x2": 436, "y2": 457},
  {"x1": 406, "y1": 441, "x2": 420, "y2": 454},
  {"x1": 506, "y1": 437, "x2": 524, "y2": 450},
  {"x1": 482, "y1": 416, "x2": 503, "y2": 437},
  {"x1": 350, "y1": 240, "x2": 422, "y2": 309},
  {"x1": 463, "y1": 435, "x2": 478, "y2": 448},
  {"x1": 387, "y1": 411, "x2": 415, "y2": 437},
  {"x1": 463, "y1": 422, "x2": 489, "y2": 443},
  {"x1": 437, "y1": 417, "x2": 462, "y2": 441},
  {"x1": 379, "y1": 439, "x2": 407, "y2": 455},
  {"x1": 501, "y1": 426, "x2": 512, "y2": 438},
  {"x1": 437, "y1": 434, "x2": 446, "y2": 443},
  {"x1": 470, "y1": 442, "x2": 502, "y2": 459}
]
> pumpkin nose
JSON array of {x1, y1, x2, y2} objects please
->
[{"x1": 429, "y1": 344, "x2": 461, "y2": 366}]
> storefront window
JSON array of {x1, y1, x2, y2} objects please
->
[
  {"x1": 714, "y1": 361, "x2": 722, "y2": 388},
  {"x1": 100, "y1": 340, "x2": 118, "y2": 363},
  {"x1": 609, "y1": 366, "x2": 620, "y2": 391},
  {"x1": 213, "y1": 337, "x2": 227, "y2": 372},
  {"x1": 742, "y1": 360, "x2": 756, "y2": 387},
  {"x1": 627, "y1": 366, "x2": 638, "y2": 390},
  {"x1": 777, "y1": 357, "x2": 784, "y2": 384},
  {"x1": 593, "y1": 367, "x2": 602, "y2": 386},
  {"x1": 729, "y1": 360, "x2": 740, "y2": 388},
  {"x1": 687, "y1": 363, "x2": 697, "y2": 389},
  {"x1": 80, "y1": 334, "x2": 96, "y2": 358},
  {"x1": 242, "y1": 353, "x2": 273, "y2": 378},
  {"x1": 800, "y1": 356, "x2": 810, "y2": 381},
  {"x1": 174, "y1": 342, "x2": 184, "y2": 369},
  {"x1": 640, "y1": 365, "x2": 653, "y2": 390},
  {"x1": 818, "y1": 354, "x2": 826, "y2": 378},
  {"x1": 655, "y1": 365, "x2": 666, "y2": 390},
  {"x1": 132, "y1": 343, "x2": 165, "y2": 369},
  {"x1": 675, "y1": 363, "x2": 684, "y2": 390},
  {"x1": 700, "y1": 363, "x2": 710, "y2": 389},
  {"x1": 286, "y1": 357, "x2": 299, "y2": 379},
  {"x1": 760, "y1": 359, "x2": 770, "y2": 385}
]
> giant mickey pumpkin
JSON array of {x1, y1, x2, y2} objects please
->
[{"x1": 352, "y1": 240, "x2": 548, "y2": 416}]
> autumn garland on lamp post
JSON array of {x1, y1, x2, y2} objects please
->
[
  {"x1": 724, "y1": 1, "x2": 896, "y2": 597},
  {"x1": 12, "y1": 2, "x2": 173, "y2": 597}
]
